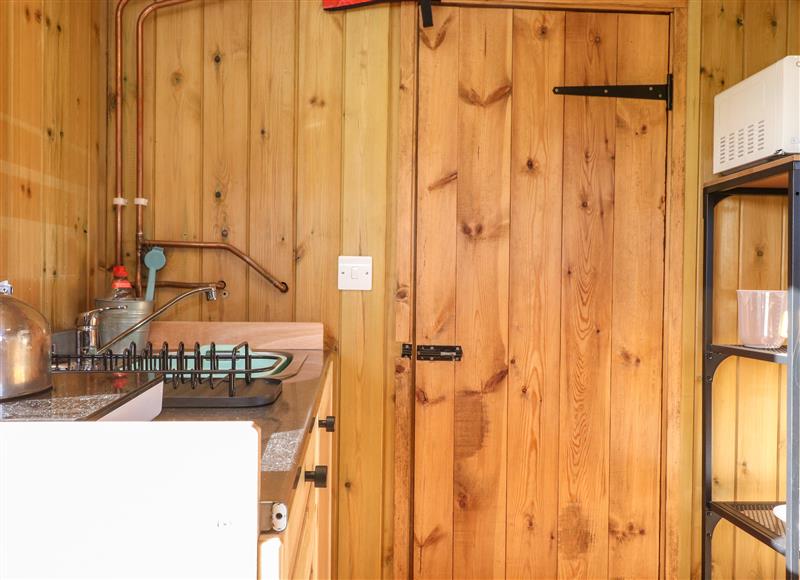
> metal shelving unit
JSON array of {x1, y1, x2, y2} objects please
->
[{"x1": 703, "y1": 156, "x2": 800, "y2": 579}]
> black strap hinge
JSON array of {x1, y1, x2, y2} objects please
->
[
  {"x1": 419, "y1": 0, "x2": 433, "y2": 28},
  {"x1": 553, "y1": 73, "x2": 673, "y2": 111},
  {"x1": 401, "y1": 344, "x2": 463, "y2": 361}
]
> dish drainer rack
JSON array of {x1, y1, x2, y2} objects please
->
[
  {"x1": 51, "y1": 341, "x2": 288, "y2": 408},
  {"x1": 703, "y1": 156, "x2": 800, "y2": 579}
]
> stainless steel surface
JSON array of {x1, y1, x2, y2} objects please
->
[
  {"x1": 0, "y1": 288, "x2": 52, "y2": 400},
  {"x1": 76, "y1": 305, "x2": 127, "y2": 356},
  {"x1": 95, "y1": 298, "x2": 153, "y2": 354},
  {"x1": 96, "y1": 285, "x2": 218, "y2": 355}
]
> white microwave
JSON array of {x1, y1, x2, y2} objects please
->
[{"x1": 714, "y1": 55, "x2": 800, "y2": 174}]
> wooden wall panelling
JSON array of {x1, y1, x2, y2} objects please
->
[
  {"x1": 338, "y1": 6, "x2": 392, "y2": 579},
  {"x1": 739, "y1": 3, "x2": 788, "y2": 576},
  {"x1": 2, "y1": 0, "x2": 104, "y2": 327},
  {"x1": 295, "y1": 0, "x2": 342, "y2": 352},
  {"x1": 710, "y1": 200, "x2": 740, "y2": 580},
  {"x1": 202, "y1": 0, "x2": 250, "y2": 322},
  {"x1": 413, "y1": 6, "x2": 458, "y2": 578},
  {"x1": 608, "y1": 13, "x2": 668, "y2": 579},
  {"x1": 392, "y1": 2, "x2": 417, "y2": 574},
  {"x1": 248, "y1": 0, "x2": 296, "y2": 323},
  {"x1": 42, "y1": 0, "x2": 92, "y2": 330},
  {"x1": 506, "y1": 9, "x2": 564, "y2": 579},
  {"x1": 558, "y1": 12, "x2": 616, "y2": 579},
  {"x1": 394, "y1": 1, "x2": 417, "y2": 346},
  {"x1": 0, "y1": 0, "x2": 45, "y2": 309},
  {"x1": 667, "y1": 6, "x2": 695, "y2": 579},
  {"x1": 689, "y1": 1, "x2": 800, "y2": 578},
  {"x1": 152, "y1": 3, "x2": 203, "y2": 320},
  {"x1": 453, "y1": 9, "x2": 511, "y2": 578},
  {"x1": 743, "y1": 0, "x2": 787, "y2": 76},
  {"x1": 382, "y1": 4, "x2": 401, "y2": 576},
  {"x1": 88, "y1": 0, "x2": 109, "y2": 305},
  {"x1": 698, "y1": 1, "x2": 744, "y2": 577},
  {"x1": 734, "y1": 197, "x2": 784, "y2": 578}
]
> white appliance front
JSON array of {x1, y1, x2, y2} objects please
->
[{"x1": 0, "y1": 421, "x2": 260, "y2": 579}]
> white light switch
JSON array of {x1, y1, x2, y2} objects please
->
[{"x1": 338, "y1": 256, "x2": 372, "y2": 291}]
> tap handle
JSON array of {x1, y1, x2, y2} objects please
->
[{"x1": 76, "y1": 305, "x2": 127, "y2": 327}]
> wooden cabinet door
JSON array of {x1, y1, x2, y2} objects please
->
[{"x1": 412, "y1": 7, "x2": 670, "y2": 579}]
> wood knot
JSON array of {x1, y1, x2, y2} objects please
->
[
  {"x1": 593, "y1": 35, "x2": 601, "y2": 44},
  {"x1": 395, "y1": 287, "x2": 409, "y2": 300},
  {"x1": 461, "y1": 222, "x2": 483, "y2": 239},
  {"x1": 456, "y1": 492, "x2": 468, "y2": 510},
  {"x1": 309, "y1": 96, "x2": 326, "y2": 107},
  {"x1": 415, "y1": 388, "x2": 429, "y2": 405},
  {"x1": 526, "y1": 158, "x2": 537, "y2": 172},
  {"x1": 171, "y1": 71, "x2": 183, "y2": 86},
  {"x1": 213, "y1": 51, "x2": 222, "y2": 64},
  {"x1": 537, "y1": 25, "x2": 548, "y2": 37}
]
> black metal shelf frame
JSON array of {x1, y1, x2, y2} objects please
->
[{"x1": 702, "y1": 161, "x2": 800, "y2": 579}]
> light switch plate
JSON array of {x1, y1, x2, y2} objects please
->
[{"x1": 338, "y1": 256, "x2": 372, "y2": 291}]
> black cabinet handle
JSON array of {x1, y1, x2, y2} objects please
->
[
  {"x1": 318, "y1": 415, "x2": 336, "y2": 432},
  {"x1": 304, "y1": 465, "x2": 328, "y2": 488}
]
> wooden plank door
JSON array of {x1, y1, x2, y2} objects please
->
[{"x1": 413, "y1": 6, "x2": 670, "y2": 579}]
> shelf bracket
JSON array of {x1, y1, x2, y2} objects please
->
[{"x1": 553, "y1": 73, "x2": 673, "y2": 110}]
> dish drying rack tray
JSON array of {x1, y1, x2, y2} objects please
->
[{"x1": 51, "y1": 341, "x2": 288, "y2": 408}]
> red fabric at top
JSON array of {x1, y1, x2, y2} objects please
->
[{"x1": 322, "y1": 0, "x2": 377, "y2": 9}]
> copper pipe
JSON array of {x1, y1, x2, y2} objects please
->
[
  {"x1": 134, "y1": 0, "x2": 289, "y2": 298},
  {"x1": 135, "y1": 0, "x2": 195, "y2": 296},
  {"x1": 145, "y1": 240, "x2": 290, "y2": 293},
  {"x1": 156, "y1": 280, "x2": 227, "y2": 291},
  {"x1": 114, "y1": 0, "x2": 133, "y2": 267}
]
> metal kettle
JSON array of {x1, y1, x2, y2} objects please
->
[{"x1": 0, "y1": 281, "x2": 52, "y2": 400}]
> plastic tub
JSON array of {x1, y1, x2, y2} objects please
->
[{"x1": 737, "y1": 289, "x2": 787, "y2": 348}]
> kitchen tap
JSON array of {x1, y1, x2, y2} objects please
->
[
  {"x1": 95, "y1": 285, "x2": 218, "y2": 355},
  {"x1": 76, "y1": 305, "x2": 128, "y2": 356}
]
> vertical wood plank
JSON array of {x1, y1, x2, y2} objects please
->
[
  {"x1": 393, "y1": 0, "x2": 417, "y2": 344},
  {"x1": 248, "y1": 0, "x2": 295, "y2": 322},
  {"x1": 202, "y1": 0, "x2": 250, "y2": 321},
  {"x1": 153, "y1": 3, "x2": 203, "y2": 320},
  {"x1": 558, "y1": 12, "x2": 616, "y2": 580},
  {"x1": 43, "y1": 0, "x2": 93, "y2": 329},
  {"x1": 338, "y1": 6, "x2": 392, "y2": 579},
  {"x1": 668, "y1": 5, "x2": 695, "y2": 579},
  {"x1": 87, "y1": 0, "x2": 109, "y2": 306},
  {"x1": 506, "y1": 9, "x2": 564, "y2": 580},
  {"x1": 413, "y1": 6, "x2": 458, "y2": 578},
  {"x1": 743, "y1": 0, "x2": 787, "y2": 77},
  {"x1": 296, "y1": 0, "x2": 342, "y2": 351},
  {"x1": 0, "y1": 0, "x2": 45, "y2": 309},
  {"x1": 608, "y1": 13, "x2": 669, "y2": 579},
  {"x1": 734, "y1": 196, "x2": 783, "y2": 579},
  {"x1": 453, "y1": 8, "x2": 511, "y2": 579},
  {"x1": 699, "y1": 2, "x2": 744, "y2": 576},
  {"x1": 710, "y1": 197, "x2": 741, "y2": 580}
]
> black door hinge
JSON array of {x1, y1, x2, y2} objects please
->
[
  {"x1": 553, "y1": 73, "x2": 673, "y2": 111},
  {"x1": 401, "y1": 344, "x2": 463, "y2": 361}
]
